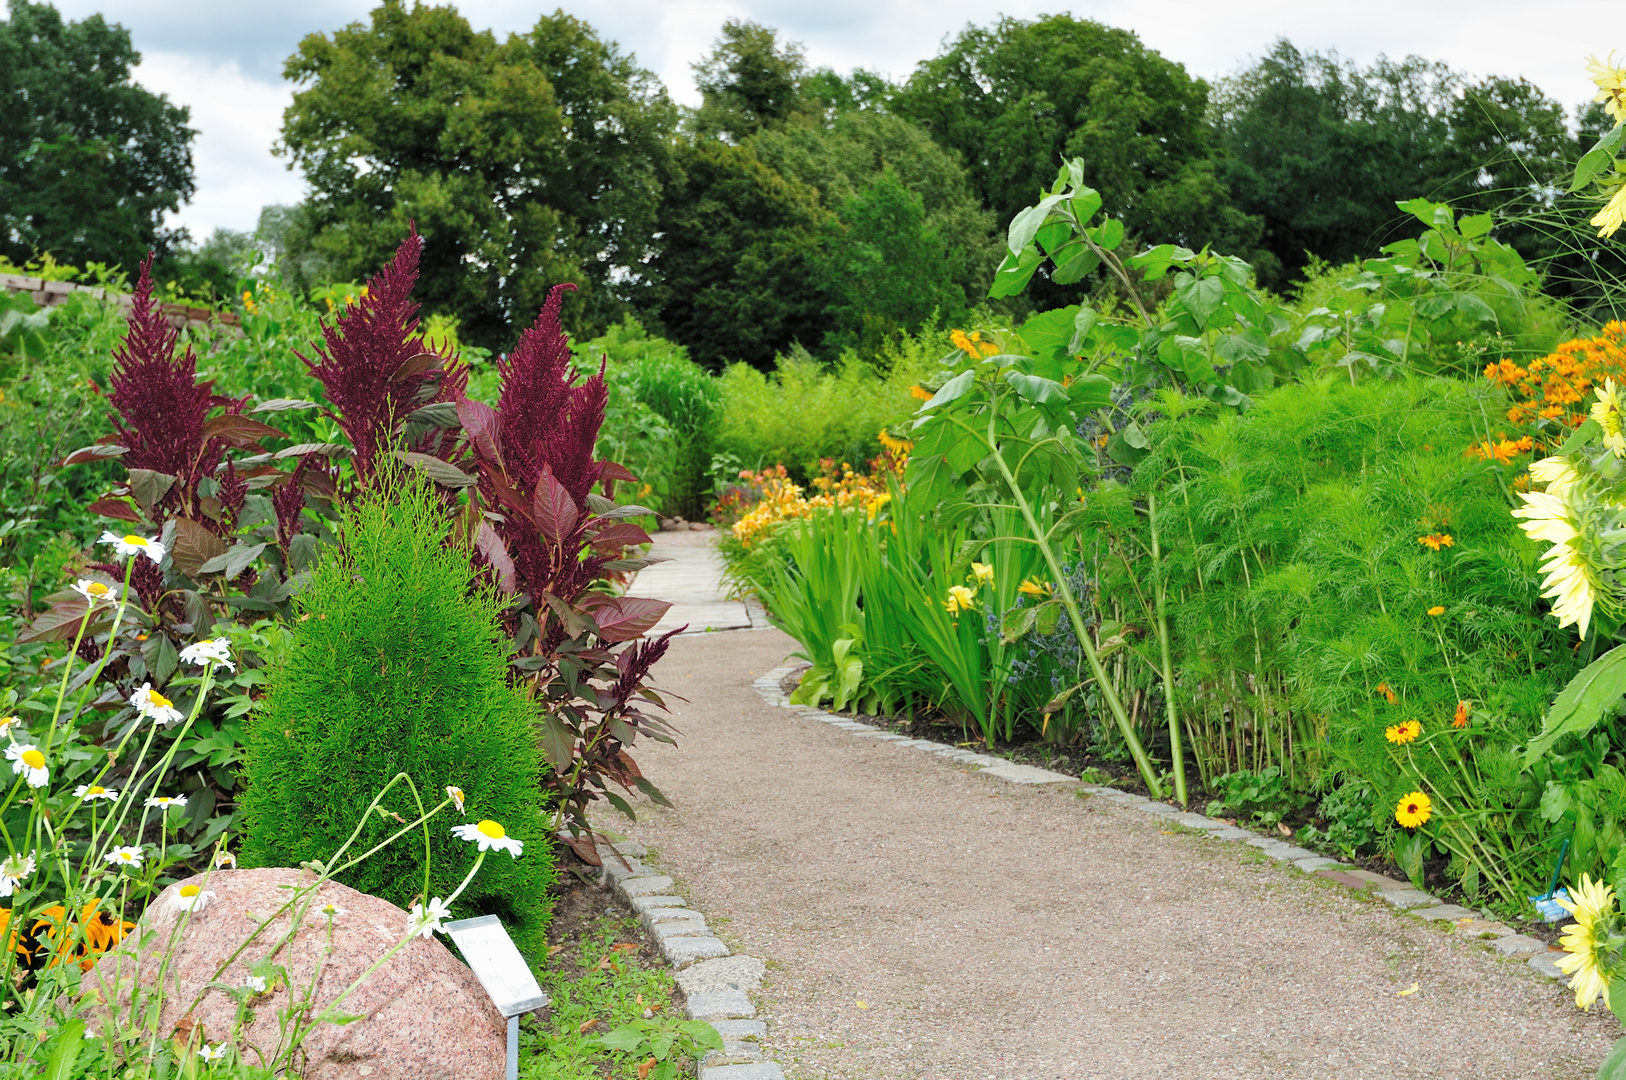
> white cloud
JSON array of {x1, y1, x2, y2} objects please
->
[{"x1": 36, "y1": 0, "x2": 1614, "y2": 240}]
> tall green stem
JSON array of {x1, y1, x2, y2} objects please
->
[
  {"x1": 984, "y1": 408, "x2": 1162, "y2": 796},
  {"x1": 1148, "y1": 494, "x2": 1187, "y2": 807}
]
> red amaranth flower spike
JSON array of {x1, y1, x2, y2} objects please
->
[
  {"x1": 300, "y1": 228, "x2": 457, "y2": 487},
  {"x1": 107, "y1": 254, "x2": 238, "y2": 525}
]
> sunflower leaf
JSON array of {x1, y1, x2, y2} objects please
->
[{"x1": 1525, "y1": 643, "x2": 1626, "y2": 763}]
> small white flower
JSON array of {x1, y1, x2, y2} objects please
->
[
  {"x1": 178, "y1": 638, "x2": 235, "y2": 671},
  {"x1": 446, "y1": 785, "x2": 465, "y2": 814},
  {"x1": 105, "y1": 846, "x2": 144, "y2": 870},
  {"x1": 169, "y1": 883, "x2": 214, "y2": 912},
  {"x1": 320, "y1": 902, "x2": 346, "y2": 918},
  {"x1": 214, "y1": 849, "x2": 236, "y2": 869},
  {"x1": 73, "y1": 783, "x2": 119, "y2": 802},
  {"x1": 0, "y1": 717, "x2": 19, "y2": 739},
  {"x1": 451, "y1": 819, "x2": 523, "y2": 859},
  {"x1": 243, "y1": 975, "x2": 267, "y2": 993},
  {"x1": 71, "y1": 579, "x2": 118, "y2": 607},
  {"x1": 406, "y1": 896, "x2": 452, "y2": 939},
  {"x1": 99, "y1": 531, "x2": 165, "y2": 565},
  {"x1": 146, "y1": 794, "x2": 188, "y2": 811},
  {"x1": 130, "y1": 683, "x2": 182, "y2": 726},
  {"x1": 197, "y1": 1043, "x2": 228, "y2": 1062},
  {"x1": 0, "y1": 853, "x2": 34, "y2": 897},
  {"x1": 6, "y1": 743, "x2": 48, "y2": 788}
]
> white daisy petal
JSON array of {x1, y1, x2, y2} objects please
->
[
  {"x1": 451, "y1": 820, "x2": 523, "y2": 859},
  {"x1": 6, "y1": 743, "x2": 48, "y2": 788},
  {"x1": 99, "y1": 531, "x2": 166, "y2": 565}
]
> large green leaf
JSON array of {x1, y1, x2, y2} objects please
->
[
  {"x1": 1525, "y1": 643, "x2": 1626, "y2": 762},
  {"x1": 1596, "y1": 1035, "x2": 1626, "y2": 1080},
  {"x1": 1018, "y1": 306, "x2": 1081, "y2": 363},
  {"x1": 1573, "y1": 123, "x2": 1626, "y2": 192}
]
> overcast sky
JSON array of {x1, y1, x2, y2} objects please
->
[{"x1": 32, "y1": 0, "x2": 1618, "y2": 240}]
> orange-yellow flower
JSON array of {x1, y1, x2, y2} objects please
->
[
  {"x1": 1418, "y1": 534, "x2": 1454, "y2": 551},
  {"x1": 1453, "y1": 700, "x2": 1470, "y2": 729},
  {"x1": 1427, "y1": 605, "x2": 1445, "y2": 617},
  {"x1": 1386, "y1": 719, "x2": 1421, "y2": 744},
  {"x1": 909, "y1": 384, "x2": 933, "y2": 401},
  {"x1": 1375, "y1": 682, "x2": 1398, "y2": 704},
  {"x1": 1395, "y1": 791, "x2": 1432, "y2": 828}
]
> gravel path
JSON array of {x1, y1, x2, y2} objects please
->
[{"x1": 619, "y1": 627, "x2": 1619, "y2": 1080}]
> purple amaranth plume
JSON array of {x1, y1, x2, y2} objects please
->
[
  {"x1": 300, "y1": 228, "x2": 462, "y2": 488},
  {"x1": 107, "y1": 254, "x2": 243, "y2": 525}
]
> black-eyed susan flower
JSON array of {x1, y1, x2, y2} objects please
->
[
  {"x1": 1385, "y1": 720, "x2": 1421, "y2": 744},
  {"x1": 104, "y1": 846, "x2": 143, "y2": 870},
  {"x1": 71, "y1": 579, "x2": 117, "y2": 607},
  {"x1": 0, "y1": 854, "x2": 34, "y2": 897},
  {"x1": 1557, "y1": 873, "x2": 1619, "y2": 1010},
  {"x1": 130, "y1": 683, "x2": 182, "y2": 726},
  {"x1": 6, "y1": 744, "x2": 47, "y2": 788},
  {"x1": 1395, "y1": 791, "x2": 1432, "y2": 828},
  {"x1": 407, "y1": 896, "x2": 452, "y2": 938},
  {"x1": 452, "y1": 819, "x2": 524, "y2": 859},
  {"x1": 98, "y1": 531, "x2": 165, "y2": 565},
  {"x1": 169, "y1": 884, "x2": 215, "y2": 912},
  {"x1": 73, "y1": 784, "x2": 117, "y2": 802}
]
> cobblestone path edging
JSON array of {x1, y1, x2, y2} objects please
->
[
  {"x1": 749, "y1": 664, "x2": 1573, "y2": 989},
  {"x1": 596, "y1": 838, "x2": 784, "y2": 1080}
]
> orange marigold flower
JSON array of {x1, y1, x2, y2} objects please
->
[
  {"x1": 1453, "y1": 700, "x2": 1470, "y2": 729},
  {"x1": 909, "y1": 384, "x2": 933, "y2": 401},
  {"x1": 1418, "y1": 533, "x2": 1454, "y2": 551}
]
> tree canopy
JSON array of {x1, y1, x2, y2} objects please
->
[{"x1": 0, "y1": 0, "x2": 195, "y2": 271}]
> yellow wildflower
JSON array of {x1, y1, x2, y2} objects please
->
[
  {"x1": 1417, "y1": 534, "x2": 1454, "y2": 551},
  {"x1": 1394, "y1": 791, "x2": 1432, "y2": 828},
  {"x1": 1590, "y1": 54, "x2": 1626, "y2": 123},
  {"x1": 1385, "y1": 719, "x2": 1421, "y2": 745},
  {"x1": 1018, "y1": 579, "x2": 1050, "y2": 598},
  {"x1": 945, "y1": 585, "x2": 977, "y2": 614},
  {"x1": 1593, "y1": 378, "x2": 1626, "y2": 456},
  {"x1": 969, "y1": 562, "x2": 994, "y2": 588}
]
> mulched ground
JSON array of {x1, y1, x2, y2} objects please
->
[{"x1": 544, "y1": 846, "x2": 673, "y2": 980}]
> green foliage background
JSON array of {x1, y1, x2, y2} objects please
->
[{"x1": 238, "y1": 477, "x2": 557, "y2": 954}]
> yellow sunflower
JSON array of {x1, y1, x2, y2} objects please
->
[{"x1": 1557, "y1": 874, "x2": 1618, "y2": 1010}]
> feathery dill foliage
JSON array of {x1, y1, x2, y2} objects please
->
[{"x1": 239, "y1": 475, "x2": 555, "y2": 954}]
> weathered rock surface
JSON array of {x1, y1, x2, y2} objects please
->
[{"x1": 87, "y1": 868, "x2": 505, "y2": 1080}]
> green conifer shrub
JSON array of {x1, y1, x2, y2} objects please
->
[{"x1": 238, "y1": 475, "x2": 556, "y2": 954}]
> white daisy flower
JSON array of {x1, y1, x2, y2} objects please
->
[
  {"x1": 0, "y1": 853, "x2": 35, "y2": 897},
  {"x1": 105, "y1": 846, "x2": 144, "y2": 870},
  {"x1": 6, "y1": 744, "x2": 48, "y2": 788},
  {"x1": 169, "y1": 883, "x2": 215, "y2": 912},
  {"x1": 146, "y1": 794, "x2": 188, "y2": 811},
  {"x1": 73, "y1": 783, "x2": 119, "y2": 802},
  {"x1": 243, "y1": 975, "x2": 267, "y2": 993},
  {"x1": 197, "y1": 1044, "x2": 227, "y2": 1062},
  {"x1": 99, "y1": 531, "x2": 166, "y2": 565},
  {"x1": 130, "y1": 683, "x2": 182, "y2": 726},
  {"x1": 0, "y1": 717, "x2": 19, "y2": 739},
  {"x1": 320, "y1": 902, "x2": 346, "y2": 918},
  {"x1": 178, "y1": 638, "x2": 235, "y2": 671},
  {"x1": 214, "y1": 849, "x2": 236, "y2": 869},
  {"x1": 446, "y1": 786, "x2": 465, "y2": 814},
  {"x1": 406, "y1": 896, "x2": 452, "y2": 939},
  {"x1": 71, "y1": 579, "x2": 118, "y2": 607},
  {"x1": 451, "y1": 819, "x2": 523, "y2": 859}
]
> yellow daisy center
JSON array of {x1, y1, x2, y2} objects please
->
[
  {"x1": 21, "y1": 750, "x2": 44, "y2": 769},
  {"x1": 476, "y1": 819, "x2": 506, "y2": 840},
  {"x1": 180, "y1": 885, "x2": 200, "y2": 897},
  {"x1": 122, "y1": 535, "x2": 147, "y2": 547},
  {"x1": 85, "y1": 786, "x2": 105, "y2": 796},
  {"x1": 147, "y1": 690, "x2": 173, "y2": 709},
  {"x1": 87, "y1": 583, "x2": 109, "y2": 596}
]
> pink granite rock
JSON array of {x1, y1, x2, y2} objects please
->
[{"x1": 86, "y1": 868, "x2": 504, "y2": 1079}]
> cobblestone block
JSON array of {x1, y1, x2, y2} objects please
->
[
  {"x1": 979, "y1": 762, "x2": 1075, "y2": 784},
  {"x1": 618, "y1": 875, "x2": 676, "y2": 899},
  {"x1": 686, "y1": 989, "x2": 757, "y2": 1020},
  {"x1": 1489, "y1": 934, "x2": 1546, "y2": 956},
  {"x1": 629, "y1": 894, "x2": 686, "y2": 913},
  {"x1": 711, "y1": 1020, "x2": 767, "y2": 1041},
  {"x1": 1293, "y1": 858, "x2": 1345, "y2": 872},
  {"x1": 1410, "y1": 904, "x2": 1475, "y2": 921},
  {"x1": 702, "y1": 1041, "x2": 765, "y2": 1067},
  {"x1": 1380, "y1": 890, "x2": 1439, "y2": 909},
  {"x1": 1528, "y1": 952, "x2": 1565, "y2": 979},
  {"x1": 677, "y1": 956, "x2": 766, "y2": 996},
  {"x1": 651, "y1": 918, "x2": 711, "y2": 941},
  {"x1": 661, "y1": 935, "x2": 731, "y2": 968}
]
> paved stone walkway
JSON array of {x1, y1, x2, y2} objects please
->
[
  {"x1": 622, "y1": 541, "x2": 1618, "y2": 1080},
  {"x1": 626, "y1": 530, "x2": 763, "y2": 637}
]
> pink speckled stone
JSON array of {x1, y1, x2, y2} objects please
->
[{"x1": 87, "y1": 868, "x2": 504, "y2": 1079}]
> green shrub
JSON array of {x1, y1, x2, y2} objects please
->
[{"x1": 238, "y1": 476, "x2": 556, "y2": 954}]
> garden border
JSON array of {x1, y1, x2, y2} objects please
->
[
  {"x1": 749, "y1": 663, "x2": 1573, "y2": 989},
  {"x1": 596, "y1": 839, "x2": 785, "y2": 1080}
]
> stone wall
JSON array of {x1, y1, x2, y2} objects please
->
[{"x1": 0, "y1": 272, "x2": 241, "y2": 335}]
